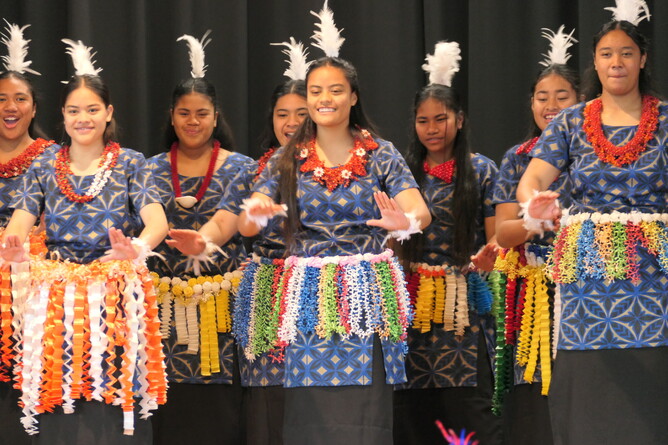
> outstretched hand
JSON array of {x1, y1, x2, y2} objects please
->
[
  {"x1": 470, "y1": 242, "x2": 499, "y2": 273},
  {"x1": 527, "y1": 191, "x2": 561, "y2": 222},
  {"x1": 366, "y1": 191, "x2": 409, "y2": 231},
  {"x1": 99, "y1": 228, "x2": 138, "y2": 262},
  {"x1": 0, "y1": 235, "x2": 28, "y2": 263},
  {"x1": 166, "y1": 229, "x2": 206, "y2": 256}
]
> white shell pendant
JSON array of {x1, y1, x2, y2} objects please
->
[{"x1": 175, "y1": 195, "x2": 198, "y2": 209}]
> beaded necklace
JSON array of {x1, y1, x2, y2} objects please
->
[
  {"x1": 423, "y1": 158, "x2": 456, "y2": 183},
  {"x1": 170, "y1": 140, "x2": 220, "y2": 209},
  {"x1": 583, "y1": 95, "x2": 659, "y2": 167},
  {"x1": 515, "y1": 137, "x2": 539, "y2": 155},
  {"x1": 55, "y1": 142, "x2": 120, "y2": 203},
  {"x1": 297, "y1": 128, "x2": 378, "y2": 191},
  {"x1": 0, "y1": 138, "x2": 53, "y2": 178}
]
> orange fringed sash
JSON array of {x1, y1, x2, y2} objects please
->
[{"x1": 17, "y1": 259, "x2": 166, "y2": 436}]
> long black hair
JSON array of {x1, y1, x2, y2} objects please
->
[
  {"x1": 276, "y1": 57, "x2": 378, "y2": 252},
  {"x1": 583, "y1": 20, "x2": 658, "y2": 100},
  {"x1": 524, "y1": 64, "x2": 580, "y2": 141},
  {"x1": 402, "y1": 84, "x2": 478, "y2": 267},
  {"x1": 60, "y1": 74, "x2": 117, "y2": 145},
  {"x1": 0, "y1": 71, "x2": 47, "y2": 140},
  {"x1": 257, "y1": 79, "x2": 306, "y2": 152},
  {"x1": 163, "y1": 77, "x2": 236, "y2": 151}
]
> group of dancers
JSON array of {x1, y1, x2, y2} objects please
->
[{"x1": 0, "y1": 0, "x2": 666, "y2": 444}]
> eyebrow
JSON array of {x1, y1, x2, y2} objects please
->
[
  {"x1": 535, "y1": 89, "x2": 572, "y2": 95},
  {"x1": 275, "y1": 107, "x2": 308, "y2": 112},
  {"x1": 175, "y1": 107, "x2": 211, "y2": 112}
]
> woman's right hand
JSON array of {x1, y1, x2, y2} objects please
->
[
  {"x1": 245, "y1": 198, "x2": 287, "y2": 219},
  {"x1": 166, "y1": 229, "x2": 206, "y2": 256},
  {"x1": 527, "y1": 190, "x2": 561, "y2": 222},
  {"x1": 0, "y1": 235, "x2": 28, "y2": 263}
]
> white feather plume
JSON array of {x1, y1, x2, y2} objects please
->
[
  {"x1": 310, "y1": 0, "x2": 345, "y2": 58},
  {"x1": 539, "y1": 25, "x2": 578, "y2": 68},
  {"x1": 177, "y1": 30, "x2": 211, "y2": 78},
  {"x1": 271, "y1": 37, "x2": 312, "y2": 80},
  {"x1": 422, "y1": 41, "x2": 461, "y2": 87},
  {"x1": 604, "y1": 0, "x2": 651, "y2": 25},
  {"x1": 1, "y1": 20, "x2": 40, "y2": 75},
  {"x1": 62, "y1": 39, "x2": 102, "y2": 77}
]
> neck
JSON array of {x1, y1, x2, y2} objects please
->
[
  {"x1": 315, "y1": 125, "x2": 355, "y2": 154},
  {"x1": 600, "y1": 89, "x2": 643, "y2": 112},
  {"x1": 69, "y1": 141, "x2": 106, "y2": 165},
  {"x1": 426, "y1": 147, "x2": 454, "y2": 167},
  {"x1": 177, "y1": 140, "x2": 214, "y2": 161},
  {"x1": 0, "y1": 134, "x2": 35, "y2": 155}
]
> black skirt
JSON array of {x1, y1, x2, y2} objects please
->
[
  {"x1": 243, "y1": 386, "x2": 285, "y2": 445},
  {"x1": 1, "y1": 380, "x2": 31, "y2": 444},
  {"x1": 502, "y1": 383, "x2": 553, "y2": 445},
  {"x1": 282, "y1": 336, "x2": 393, "y2": 445},
  {"x1": 549, "y1": 347, "x2": 668, "y2": 445},
  {"x1": 32, "y1": 401, "x2": 152, "y2": 445}
]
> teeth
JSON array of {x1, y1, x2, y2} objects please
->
[{"x1": 318, "y1": 107, "x2": 335, "y2": 112}]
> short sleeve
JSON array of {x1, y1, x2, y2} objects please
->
[
  {"x1": 530, "y1": 105, "x2": 582, "y2": 172},
  {"x1": 10, "y1": 157, "x2": 46, "y2": 217},
  {"x1": 127, "y1": 151, "x2": 162, "y2": 210},
  {"x1": 492, "y1": 147, "x2": 523, "y2": 205},
  {"x1": 369, "y1": 139, "x2": 418, "y2": 198},
  {"x1": 475, "y1": 154, "x2": 497, "y2": 218},
  {"x1": 218, "y1": 159, "x2": 257, "y2": 215}
]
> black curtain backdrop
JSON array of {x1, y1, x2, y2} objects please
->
[{"x1": 1, "y1": 0, "x2": 666, "y2": 164}]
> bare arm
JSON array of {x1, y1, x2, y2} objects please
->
[
  {"x1": 137, "y1": 202, "x2": 169, "y2": 249},
  {"x1": 367, "y1": 188, "x2": 432, "y2": 232},
  {"x1": 495, "y1": 202, "x2": 531, "y2": 248}
]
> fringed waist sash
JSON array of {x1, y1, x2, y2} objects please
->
[
  {"x1": 14, "y1": 258, "x2": 166, "y2": 436},
  {"x1": 150, "y1": 271, "x2": 241, "y2": 377},
  {"x1": 232, "y1": 250, "x2": 413, "y2": 361}
]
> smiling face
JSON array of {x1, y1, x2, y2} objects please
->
[
  {"x1": 0, "y1": 76, "x2": 36, "y2": 145},
  {"x1": 307, "y1": 65, "x2": 357, "y2": 131},
  {"x1": 171, "y1": 92, "x2": 217, "y2": 152},
  {"x1": 273, "y1": 93, "x2": 307, "y2": 147},
  {"x1": 62, "y1": 85, "x2": 113, "y2": 149},
  {"x1": 531, "y1": 73, "x2": 578, "y2": 131},
  {"x1": 414, "y1": 97, "x2": 462, "y2": 161},
  {"x1": 594, "y1": 28, "x2": 646, "y2": 98}
]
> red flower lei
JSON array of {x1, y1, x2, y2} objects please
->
[
  {"x1": 297, "y1": 128, "x2": 379, "y2": 191},
  {"x1": 583, "y1": 95, "x2": 659, "y2": 167},
  {"x1": 56, "y1": 142, "x2": 121, "y2": 203},
  {"x1": 516, "y1": 137, "x2": 539, "y2": 155},
  {"x1": 255, "y1": 147, "x2": 276, "y2": 181},
  {"x1": 170, "y1": 140, "x2": 220, "y2": 203},
  {"x1": 423, "y1": 159, "x2": 456, "y2": 183},
  {"x1": 0, "y1": 138, "x2": 53, "y2": 178}
]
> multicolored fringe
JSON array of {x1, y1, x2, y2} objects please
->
[
  {"x1": 406, "y1": 263, "x2": 493, "y2": 335},
  {"x1": 549, "y1": 211, "x2": 668, "y2": 283},
  {"x1": 17, "y1": 259, "x2": 166, "y2": 436},
  {"x1": 233, "y1": 250, "x2": 413, "y2": 361},
  {"x1": 151, "y1": 272, "x2": 241, "y2": 377},
  {"x1": 492, "y1": 243, "x2": 553, "y2": 413},
  {"x1": 0, "y1": 231, "x2": 47, "y2": 383}
]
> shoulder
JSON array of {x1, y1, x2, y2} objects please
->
[
  {"x1": 226, "y1": 151, "x2": 256, "y2": 167},
  {"x1": 471, "y1": 152, "x2": 497, "y2": 170}
]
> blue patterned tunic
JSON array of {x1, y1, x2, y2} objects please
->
[
  {"x1": 401, "y1": 153, "x2": 497, "y2": 389},
  {"x1": 493, "y1": 143, "x2": 571, "y2": 384},
  {"x1": 147, "y1": 150, "x2": 254, "y2": 384},
  {"x1": 11, "y1": 147, "x2": 159, "y2": 263},
  {"x1": 251, "y1": 137, "x2": 417, "y2": 388},
  {"x1": 0, "y1": 140, "x2": 57, "y2": 226},
  {"x1": 531, "y1": 101, "x2": 668, "y2": 351},
  {"x1": 220, "y1": 151, "x2": 287, "y2": 387}
]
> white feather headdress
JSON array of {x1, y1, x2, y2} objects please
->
[
  {"x1": 271, "y1": 37, "x2": 312, "y2": 80},
  {"x1": 1, "y1": 20, "x2": 40, "y2": 75},
  {"x1": 539, "y1": 25, "x2": 578, "y2": 68},
  {"x1": 177, "y1": 30, "x2": 212, "y2": 78},
  {"x1": 604, "y1": 0, "x2": 651, "y2": 25},
  {"x1": 310, "y1": 0, "x2": 345, "y2": 57},
  {"x1": 62, "y1": 39, "x2": 102, "y2": 77},
  {"x1": 422, "y1": 41, "x2": 461, "y2": 87}
]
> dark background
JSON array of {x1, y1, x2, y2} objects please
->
[{"x1": 1, "y1": 0, "x2": 666, "y2": 164}]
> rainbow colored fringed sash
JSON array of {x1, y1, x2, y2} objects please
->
[
  {"x1": 15, "y1": 259, "x2": 166, "y2": 436},
  {"x1": 406, "y1": 263, "x2": 493, "y2": 336},
  {"x1": 491, "y1": 243, "x2": 553, "y2": 414},
  {"x1": 549, "y1": 211, "x2": 668, "y2": 283},
  {"x1": 233, "y1": 250, "x2": 413, "y2": 361},
  {"x1": 151, "y1": 272, "x2": 241, "y2": 377}
]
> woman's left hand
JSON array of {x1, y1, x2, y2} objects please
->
[
  {"x1": 100, "y1": 228, "x2": 139, "y2": 262},
  {"x1": 165, "y1": 229, "x2": 206, "y2": 256},
  {"x1": 366, "y1": 191, "x2": 409, "y2": 231},
  {"x1": 470, "y1": 242, "x2": 499, "y2": 273}
]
